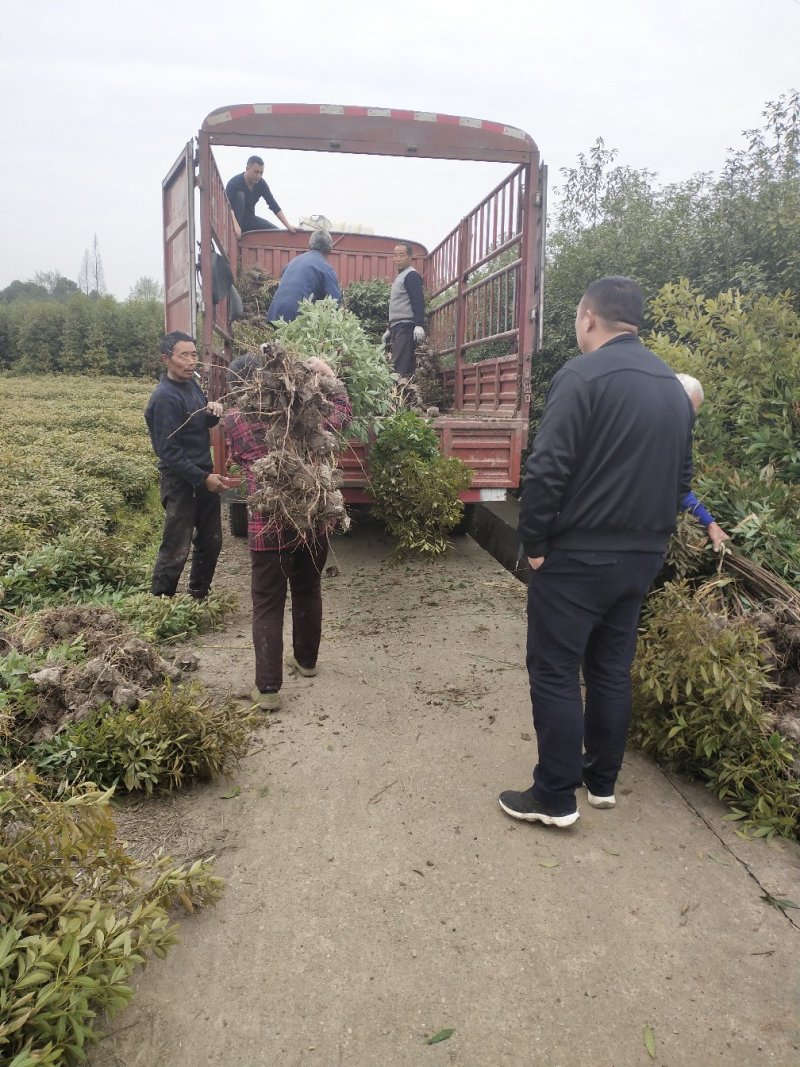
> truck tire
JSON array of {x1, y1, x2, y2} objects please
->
[
  {"x1": 451, "y1": 503, "x2": 475, "y2": 537},
  {"x1": 229, "y1": 500, "x2": 248, "y2": 538}
]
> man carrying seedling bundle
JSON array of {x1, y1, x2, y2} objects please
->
[
  {"x1": 223, "y1": 348, "x2": 351, "y2": 711},
  {"x1": 500, "y1": 277, "x2": 694, "y2": 829},
  {"x1": 145, "y1": 332, "x2": 238, "y2": 599},
  {"x1": 267, "y1": 230, "x2": 342, "y2": 323},
  {"x1": 383, "y1": 242, "x2": 426, "y2": 377}
]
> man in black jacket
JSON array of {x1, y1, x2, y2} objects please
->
[
  {"x1": 499, "y1": 277, "x2": 694, "y2": 828},
  {"x1": 145, "y1": 332, "x2": 236, "y2": 599},
  {"x1": 225, "y1": 156, "x2": 299, "y2": 237}
]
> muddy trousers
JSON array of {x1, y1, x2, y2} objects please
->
[
  {"x1": 250, "y1": 539, "x2": 329, "y2": 692},
  {"x1": 150, "y1": 474, "x2": 222, "y2": 598},
  {"x1": 526, "y1": 549, "x2": 664, "y2": 814},
  {"x1": 389, "y1": 322, "x2": 417, "y2": 377},
  {"x1": 227, "y1": 191, "x2": 278, "y2": 232}
]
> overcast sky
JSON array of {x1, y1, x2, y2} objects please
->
[{"x1": 1, "y1": 0, "x2": 798, "y2": 299}]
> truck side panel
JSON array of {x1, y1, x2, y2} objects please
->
[
  {"x1": 238, "y1": 232, "x2": 427, "y2": 291},
  {"x1": 162, "y1": 142, "x2": 196, "y2": 337}
]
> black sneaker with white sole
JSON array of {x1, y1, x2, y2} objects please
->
[{"x1": 498, "y1": 788, "x2": 579, "y2": 828}]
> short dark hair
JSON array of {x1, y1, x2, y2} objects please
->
[
  {"x1": 582, "y1": 276, "x2": 644, "y2": 328},
  {"x1": 246, "y1": 155, "x2": 264, "y2": 167},
  {"x1": 395, "y1": 242, "x2": 413, "y2": 256},
  {"x1": 159, "y1": 331, "x2": 195, "y2": 357}
]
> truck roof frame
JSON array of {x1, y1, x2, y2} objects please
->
[{"x1": 200, "y1": 103, "x2": 539, "y2": 166}]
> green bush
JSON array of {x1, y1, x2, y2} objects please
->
[
  {"x1": 0, "y1": 768, "x2": 223, "y2": 1065},
  {"x1": 343, "y1": 279, "x2": 391, "y2": 343},
  {"x1": 0, "y1": 529, "x2": 149, "y2": 611},
  {"x1": 631, "y1": 582, "x2": 799, "y2": 838},
  {"x1": 369, "y1": 412, "x2": 472, "y2": 559}
]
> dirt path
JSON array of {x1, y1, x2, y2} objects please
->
[{"x1": 93, "y1": 523, "x2": 800, "y2": 1067}]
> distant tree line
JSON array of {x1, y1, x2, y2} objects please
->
[{"x1": 0, "y1": 274, "x2": 165, "y2": 378}]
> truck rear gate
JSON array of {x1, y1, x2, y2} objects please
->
[{"x1": 162, "y1": 104, "x2": 546, "y2": 501}]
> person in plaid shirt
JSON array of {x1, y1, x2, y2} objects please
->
[{"x1": 224, "y1": 354, "x2": 352, "y2": 710}]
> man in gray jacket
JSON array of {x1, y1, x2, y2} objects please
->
[
  {"x1": 499, "y1": 276, "x2": 694, "y2": 828},
  {"x1": 383, "y1": 243, "x2": 425, "y2": 377}
]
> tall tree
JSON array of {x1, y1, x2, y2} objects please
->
[
  {"x1": 78, "y1": 235, "x2": 107, "y2": 296},
  {"x1": 128, "y1": 276, "x2": 164, "y2": 302}
]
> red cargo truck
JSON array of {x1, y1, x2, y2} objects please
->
[{"x1": 162, "y1": 103, "x2": 546, "y2": 518}]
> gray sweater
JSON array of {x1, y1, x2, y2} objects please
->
[{"x1": 389, "y1": 267, "x2": 425, "y2": 326}]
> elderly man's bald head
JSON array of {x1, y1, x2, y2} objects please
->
[{"x1": 675, "y1": 373, "x2": 704, "y2": 413}]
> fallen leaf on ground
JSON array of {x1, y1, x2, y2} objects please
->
[
  {"x1": 644, "y1": 1022, "x2": 656, "y2": 1058},
  {"x1": 761, "y1": 892, "x2": 800, "y2": 911},
  {"x1": 539, "y1": 861, "x2": 559, "y2": 868},
  {"x1": 220, "y1": 786, "x2": 241, "y2": 799},
  {"x1": 426, "y1": 1028, "x2": 455, "y2": 1045}
]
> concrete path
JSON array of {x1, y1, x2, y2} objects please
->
[{"x1": 93, "y1": 525, "x2": 800, "y2": 1067}]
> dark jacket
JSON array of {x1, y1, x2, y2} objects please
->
[
  {"x1": 267, "y1": 250, "x2": 342, "y2": 323},
  {"x1": 225, "y1": 172, "x2": 280, "y2": 224},
  {"x1": 519, "y1": 333, "x2": 694, "y2": 557},
  {"x1": 144, "y1": 375, "x2": 219, "y2": 486}
]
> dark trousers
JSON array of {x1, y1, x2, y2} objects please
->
[
  {"x1": 526, "y1": 549, "x2": 664, "y2": 814},
  {"x1": 389, "y1": 322, "x2": 417, "y2": 377},
  {"x1": 150, "y1": 474, "x2": 222, "y2": 598},
  {"x1": 228, "y1": 191, "x2": 278, "y2": 232},
  {"x1": 251, "y1": 539, "x2": 329, "y2": 692}
]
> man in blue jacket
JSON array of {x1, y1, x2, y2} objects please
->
[
  {"x1": 500, "y1": 277, "x2": 694, "y2": 828},
  {"x1": 267, "y1": 230, "x2": 342, "y2": 323},
  {"x1": 145, "y1": 332, "x2": 237, "y2": 599}
]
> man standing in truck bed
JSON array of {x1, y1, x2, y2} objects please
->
[
  {"x1": 225, "y1": 156, "x2": 299, "y2": 236},
  {"x1": 383, "y1": 243, "x2": 426, "y2": 377}
]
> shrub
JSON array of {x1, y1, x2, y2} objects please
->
[
  {"x1": 368, "y1": 411, "x2": 472, "y2": 559},
  {"x1": 0, "y1": 767, "x2": 223, "y2": 1065},
  {"x1": 342, "y1": 279, "x2": 390, "y2": 342}
]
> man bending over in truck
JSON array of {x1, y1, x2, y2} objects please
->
[
  {"x1": 267, "y1": 230, "x2": 342, "y2": 323},
  {"x1": 145, "y1": 332, "x2": 237, "y2": 599},
  {"x1": 225, "y1": 156, "x2": 299, "y2": 237},
  {"x1": 383, "y1": 242, "x2": 426, "y2": 377}
]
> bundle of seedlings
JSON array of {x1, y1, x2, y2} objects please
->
[
  {"x1": 415, "y1": 343, "x2": 453, "y2": 412},
  {"x1": 226, "y1": 340, "x2": 350, "y2": 538},
  {"x1": 236, "y1": 265, "x2": 279, "y2": 323},
  {"x1": 368, "y1": 410, "x2": 472, "y2": 560},
  {"x1": 275, "y1": 297, "x2": 400, "y2": 438}
]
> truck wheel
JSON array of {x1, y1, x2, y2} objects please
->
[
  {"x1": 451, "y1": 503, "x2": 475, "y2": 537},
  {"x1": 229, "y1": 500, "x2": 248, "y2": 538}
]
